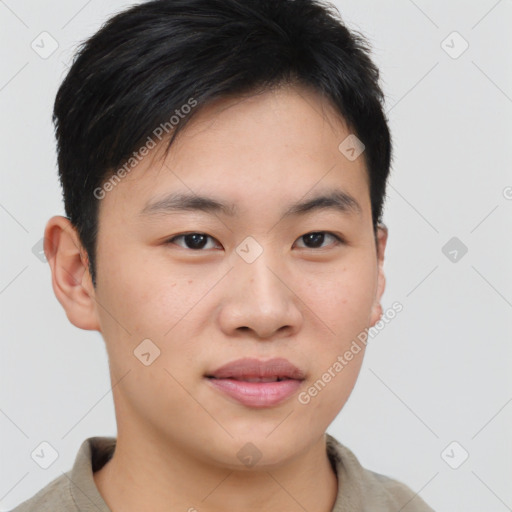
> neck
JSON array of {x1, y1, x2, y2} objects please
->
[{"x1": 93, "y1": 427, "x2": 338, "y2": 512}]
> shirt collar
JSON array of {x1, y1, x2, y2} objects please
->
[
  {"x1": 67, "y1": 436, "x2": 115, "y2": 512},
  {"x1": 65, "y1": 434, "x2": 359, "y2": 512}
]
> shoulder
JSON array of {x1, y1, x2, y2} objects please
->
[
  {"x1": 9, "y1": 436, "x2": 115, "y2": 512},
  {"x1": 326, "y1": 434, "x2": 435, "y2": 512},
  {"x1": 9, "y1": 472, "x2": 74, "y2": 512},
  {"x1": 365, "y1": 470, "x2": 435, "y2": 512}
]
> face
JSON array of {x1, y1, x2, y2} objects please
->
[{"x1": 50, "y1": 84, "x2": 387, "y2": 469}]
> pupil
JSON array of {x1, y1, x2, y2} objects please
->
[
  {"x1": 186, "y1": 234, "x2": 207, "y2": 249},
  {"x1": 305, "y1": 232, "x2": 324, "y2": 248}
]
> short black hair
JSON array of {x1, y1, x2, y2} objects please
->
[{"x1": 53, "y1": 0, "x2": 392, "y2": 287}]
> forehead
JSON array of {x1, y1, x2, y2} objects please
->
[
  {"x1": 98, "y1": 84, "x2": 371, "y2": 223},
  {"x1": 173, "y1": 84, "x2": 358, "y2": 161}
]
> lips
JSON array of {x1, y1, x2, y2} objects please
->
[
  {"x1": 206, "y1": 357, "x2": 306, "y2": 381},
  {"x1": 205, "y1": 357, "x2": 306, "y2": 408}
]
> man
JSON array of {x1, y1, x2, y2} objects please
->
[{"x1": 12, "y1": 0, "x2": 434, "y2": 510}]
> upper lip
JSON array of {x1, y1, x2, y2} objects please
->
[{"x1": 206, "y1": 357, "x2": 306, "y2": 380}]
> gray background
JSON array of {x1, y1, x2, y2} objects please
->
[{"x1": 1, "y1": 1, "x2": 511, "y2": 510}]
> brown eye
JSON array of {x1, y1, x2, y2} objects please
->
[
  {"x1": 166, "y1": 233, "x2": 220, "y2": 250},
  {"x1": 294, "y1": 232, "x2": 342, "y2": 249}
]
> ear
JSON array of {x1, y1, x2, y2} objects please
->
[
  {"x1": 369, "y1": 223, "x2": 388, "y2": 327},
  {"x1": 44, "y1": 216, "x2": 101, "y2": 331}
]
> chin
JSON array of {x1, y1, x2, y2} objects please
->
[{"x1": 206, "y1": 432, "x2": 307, "y2": 470}]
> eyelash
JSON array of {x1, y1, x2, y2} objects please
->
[{"x1": 164, "y1": 231, "x2": 345, "y2": 251}]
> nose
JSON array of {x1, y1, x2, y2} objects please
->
[{"x1": 217, "y1": 253, "x2": 304, "y2": 340}]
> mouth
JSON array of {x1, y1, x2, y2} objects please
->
[
  {"x1": 205, "y1": 357, "x2": 305, "y2": 408},
  {"x1": 205, "y1": 357, "x2": 306, "y2": 381},
  {"x1": 207, "y1": 376, "x2": 293, "y2": 382}
]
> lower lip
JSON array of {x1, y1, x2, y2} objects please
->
[{"x1": 206, "y1": 378, "x2": 302, "y2": 408}]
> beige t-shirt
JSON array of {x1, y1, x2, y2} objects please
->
[{"x1": 11, "y1": 434, "x2": 435, "y2": 511}]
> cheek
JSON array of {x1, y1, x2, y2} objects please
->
[
  {"x1": 297, "y1": 256, "x2": 378, "y2": 337},
  {"x1": 96, "y1": 246, "x2": 190, "y2": 330},
  {"x1": 95, "y1": 248, "x2": 221, "y2": 379},
  {"x1": 292, "y1": 253, "x2": 376, "y2": 410},
  {"x1": 295, "y1": 344, "x2": 366, "y2": 436},
  {"x1": 94, "y1": 254, "x2": 201, "y2": 416}
]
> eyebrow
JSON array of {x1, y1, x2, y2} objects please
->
[{"x1": 139, "y1": 189, "x2": 362, "y2": 219}]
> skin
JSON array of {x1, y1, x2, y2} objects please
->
[{"x1": 45, "y1": 83, "x2": 387, "y2": 512}]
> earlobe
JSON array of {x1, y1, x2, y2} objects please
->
[
  {"x1": 44, "y1": 216, "x2": 101, "y2": 331},
  {"x1": 369, "y1": 224, "x2": 388, "y2": 327}
]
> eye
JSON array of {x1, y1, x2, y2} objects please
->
[
  {"x1": 294, "y1": 231, "x2": 343, "y2": 249},
  {"x1": 165, "y1": 231, "x2": 344, "y2": 251},
  {"x1": 166, "y1": 232, "x2": 220, "y2": 250}
]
